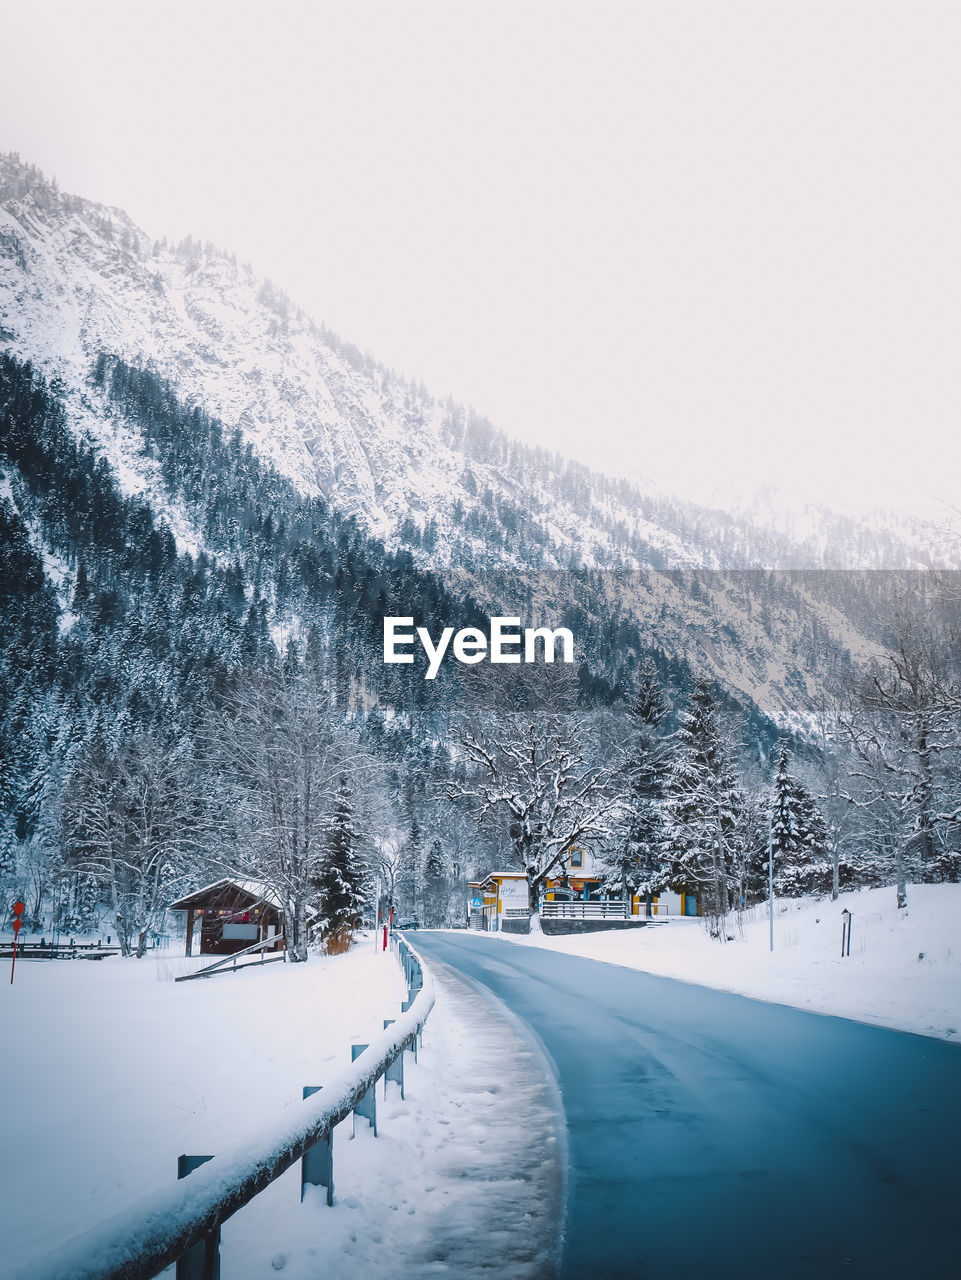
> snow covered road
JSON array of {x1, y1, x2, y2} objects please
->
[{"x1": 413, "y1": 930, "x2": 961, "y2": 1280}]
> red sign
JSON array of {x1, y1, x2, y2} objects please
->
[{"x1": 10, "y1": 902, "x2": 25, "y2": 985}]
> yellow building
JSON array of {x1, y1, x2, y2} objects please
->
[{"x1": 469, "y1": 854, "x2": 702, "y2": 931}]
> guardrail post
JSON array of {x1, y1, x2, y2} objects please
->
[
  {"x1": 176, "y1": 1156, "x2": 220, "y2": 1280},
  {"x1": 351, "y1": 1045, "x2": 377, "y2": 1135},
  {"x1": 383, "y1": 1020, "x2": 405, "y2": 1098},
  {"x1": 301, "y1": 1087, "x2": 334, "y2": 1205},
  {"x1": 400, "y1": 1001, "x2": 419, "y2": 1060}
]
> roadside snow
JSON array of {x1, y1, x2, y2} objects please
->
[
  {"x1": 488, "y1": 883, "x2": 961, "y2": 1043},
  {"x1": 218, "y1": 956, "x2": 565, "y2": 1279},
  {"x1": 0, "y1": 936, "x2": 563, "y2": 1279}
]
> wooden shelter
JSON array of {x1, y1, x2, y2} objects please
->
[{"x1": 169, "y1": 879, "x2": 285, "y2": 957}]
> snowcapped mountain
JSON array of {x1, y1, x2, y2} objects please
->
[
  {"x1": 2, "y1": 153, "x2": 955, "y2": 578},
  {"x1": 4, "y1": 153, "x2": 959, "y2": 734}
]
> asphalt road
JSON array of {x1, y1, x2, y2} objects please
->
[{"x1": 412, "y1": 930, "x2": 961, "y2": 1280}]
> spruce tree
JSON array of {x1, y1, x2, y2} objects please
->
[
  {"x1": 313, "y1": 774, "x2": 366, "y2": 953},
  {"x1": 662, "y1": 680, "x2": 743, "y2": 935},
  {"x1": 397, "y1": 818, "x2": 422, "y2": 918},
  {"x1": 422, "y1": 838, "x2": 448, "y2": 926},
  {"x1": 609, "y1": 663, "x2": 671, "y2": 904},
  {"x1": 771, "y1": 743, "x2": 829, "y2": 896}
]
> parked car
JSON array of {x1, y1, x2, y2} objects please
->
[{"x1": 394, "y1": 917, "x2": 420, "y2": 930}]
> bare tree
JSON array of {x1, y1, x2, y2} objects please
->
[
  {"x1": 370, "y1": 833, "x2": 404, "y2": 924},
  {"x1": 448, "y1": 714, "x2": 616, "y2": 931},
  {"x1": 64, "y1": 733, "x2": 203, "y2": 956},
  {"x1": 838, "y1": 612, "x2": 961, "y2": 907},
  {"x1": 207, "y1": 668, "x2": 368, "y2": 962}
]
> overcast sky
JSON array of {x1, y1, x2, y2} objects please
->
[{"x1": 2, "y1": 1, "x2": 959, "y2": 518}]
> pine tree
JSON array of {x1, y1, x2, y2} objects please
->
[
  {"x1": 313, "y1": 774, "x2": 367, "y2": 954},
  {"x1": 422, "y1": 838, "x2": 448, "y2": 926},
  {"x1": 397, "y1": 818, "x2": 422, "y2": 918},
  {"x1": 661, "y1": 681, "x2": 744, "y2": 936},
  {"x1": 771, "y1": 743, "x2": 829, "y2": 896},
  {"x1": 606, "y1": 664, "x2": 671, "y2": 904},
  {"x1": 627, "y1": 665, "x2": 671, "y2": 893},
  {"x1": 0, "y1": 821, "x2": 16, "y2": 886}
]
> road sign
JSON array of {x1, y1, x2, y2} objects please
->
[{"x1": 10, "y1": 900, "x2": 25, "y2": 985}]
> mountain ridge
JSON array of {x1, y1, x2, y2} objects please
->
[{"x1": 2, "y1": 152, "x2": 955, "y2": 577}]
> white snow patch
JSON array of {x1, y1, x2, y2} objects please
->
[
  {"x1": 0, "y1": 936, "x2": 563, "y2": 1279},
  {"x1": 487, "y1": 883, "x2": 961, "y2": 1043}
]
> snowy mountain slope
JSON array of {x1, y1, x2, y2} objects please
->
[
  {"x1": 2, "y1": 152, "x2": 956, "y2": 579},
  {"x1": 3, "y1": 154, "x2": 956, "y2": 732}
]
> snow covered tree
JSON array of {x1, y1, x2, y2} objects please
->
[
  {"x1": 661, "y1": 681, "x2": 744, "y2": 937},
  {"x1": 0, "y1": 821, "x2": 15, "y2": 892},
  {"x1": 396, "y1": 818, "x2": 423, "y2": 919},
  {"x1": 206, "y1": 667, "x2": 367, "y2": 962},
  {"x1": 770, "y1": 743, "x2": 829, "y2": 897},
  {"x1": 370, "y1": 833, "x2": 403, "y2": 924},
  {"x1": 839, "y1": 613, "x2": 961, "y2": 907},
  {"x1": 421, "y1": 838, "x2": 449, "y2": 926},
  {"x1": 450, "y1": 715, "x2": 616, "y2": 931},
  {"x1": 606, "y1": 664, "x2": 672, "y2": 904},
  {"x1": 63, "y1": 730, "x2": 202, "y2": 956},
  {"x1": 312, "y1": 774, "x2": 367, "y2": 954}
]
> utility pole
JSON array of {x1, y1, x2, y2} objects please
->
[{"x1": 768, "y1": 816, "x2": 774, "y2": 952}]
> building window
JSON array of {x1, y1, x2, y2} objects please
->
[{"x1": 570, "y1": 849, "x2": 583, "y2": 868}]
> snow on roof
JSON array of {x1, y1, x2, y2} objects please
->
[
  {"x1": 169, "y1": 878, "x2": 319, "y2": 917},
  {"x1": 477, "y1": 870, "x2": 528, "y2": 884},
  {"x1": 168, "y1": 878, "x2": 283, "y2": 910}
]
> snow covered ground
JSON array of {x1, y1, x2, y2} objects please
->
[
  {"x1": 0, "y1": 937, "x2": 564, "y2": 1279},
  {"x1": 490, "y1": 883, "x2": 961, "y2": 1043}
]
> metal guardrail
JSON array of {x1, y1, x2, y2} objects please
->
[
  {"x1": 19, "y1": 934, "x2": 433, "y2": 1280},
  {"x1": 174, "y1": 935, "x2": 287, "y2": 981}
]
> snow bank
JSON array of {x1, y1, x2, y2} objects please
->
[
  {"x1": 0, "y1": 940, "x2": 409, "y2": 1272},
  {"x1": 0, "y1": 935, "x2": 564, "y2": 1280},
  {"x1": 217, "y1": 958, "x2": 566, "y2": 1279},
  {"x1": 488, "y1": 883, "x2": 961, "y2": 1042}
]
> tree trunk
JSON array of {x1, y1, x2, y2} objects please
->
[
  {"x1": 896, "y1": 842, "x2": 908, "y2": 910},
  {"x1": 116, "y1": 910, "x2": 131, "y2": 956},
  {"x1": 289, "y1": 897, "x2": 309, "y2": 962},
  {"x1": 527, "y1": 873, "x2": 543, "y2": 934}
]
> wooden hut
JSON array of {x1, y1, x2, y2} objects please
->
[{"x1": 169, "y1": 879, "x2": 285, "y2": 957}]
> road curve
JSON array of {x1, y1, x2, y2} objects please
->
[{"x1": 412, "y1": 930, "x2": 961, "y2": 1280}]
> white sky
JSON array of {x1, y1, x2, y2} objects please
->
[{"x1": 2, "y1": 1, "x2": 959, "y2": 518}]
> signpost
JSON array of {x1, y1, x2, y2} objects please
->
[
  {"x1": 841, "y1": 908, "x2": 853, "y2": 958},
  {"x1": 10, "y1": 900, "x2": 25, "y2": 984}
]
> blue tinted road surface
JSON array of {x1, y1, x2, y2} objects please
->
[{"x1": 412, "y1": 930, "x2": 961, "y2": 1280}]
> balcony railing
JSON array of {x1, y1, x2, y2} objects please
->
[{"x1": 541, "y1": 900, "x2": 631, "y2": 919}]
